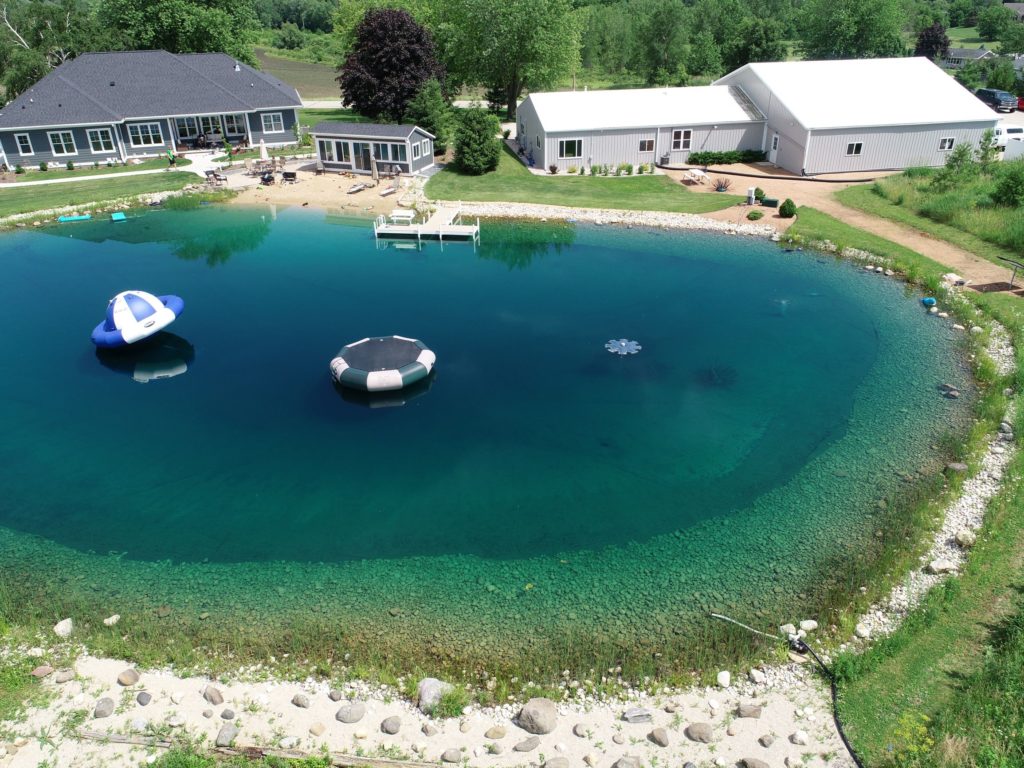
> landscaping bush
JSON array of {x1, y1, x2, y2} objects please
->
[
  {"x1": 66, "y1": 161, "x2": 74, "y2": 171},
  {"x1": 713, "y1": 177, "x2": 732, "y2": 192},
  {"x1": 779, "y1": 198, "x2": 797, "y2": 218},
  {"x1": 578, "y1": 166, "x2": 585, "y2": 175},
  {"x1": 687, "y1": 149, "x2": 766, "y2": 166},
  {"x1": 747, "y1": 209, "x2": 764, "y2": 220},
  {"x1": 637, "y1": 164, "x2": 645, "y2": 175},
  {"x1": 548, "y1": 164, "x2": 558, "y2": 174},
  {"x1": 567, "y1": 165, "x2": 577, "y2": 175},
  {"x1": 452, "y1": 108, "x2": 501, "y2": 175},
  {"x1": 502, "y1": 129, "x2": 511, "y2": 140},
  {"x1": 754, "y1": 186, "x2": 765, "y2": 201},
  {"x1": 993, "y1": 160, "x2": 1024, "y2": 208},
  {"x1": 589, "y1": 165, "x2": 598, "y2": 176},
  {"x1": 14, "y1": 165, "x2": 23, "y2": 174},
  {"x1": 39, "y1": 162, "x2": 47, "y2": 171}
]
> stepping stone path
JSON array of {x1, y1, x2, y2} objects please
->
[{"x1": 117, "y1": 668, "x2": 140, "y2": 686}]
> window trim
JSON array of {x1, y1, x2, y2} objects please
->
[
  {"x1": 87, "y1": 128, "x2": 116, "y2": 154},
  {"x1": 639, "y1": 138, "x2": 655, "y2": 153},
  {"x1": 260, "y1": 112, "x2": 285, "y2": 134},
  {"x1": 128, "y1": 122, "x2": 164, "y2": 148},
  {"x1": 421, "y1": 139, "x2": 430, "y2": 156},
  {"x1": 845, "y1": 142, "x2": 863, "y2": 157},
  {"x1": 223, "y1": 113, "x2": 246, "y2": 136},
  {"x1": 175, "y1": 117, "x2": 198, "y2": 139},
  {"x1": 558, "y1": 138, "x2": 583, "y2": 159},
  {"x1": 671, "y1": 129, "x2": 692, "y2": 151},
  {"x1": 47, "y1": 130, "x2": 77, "y2": 156},
  {"x1": 938, "y1": 137, "x2": 956, "y2": 151},
  {"x1": 412, "y1": 141, "x2": 421, "y2": 160},
  {"x1": 14, "y1": 132, "x2": 33, "y2": 156}
]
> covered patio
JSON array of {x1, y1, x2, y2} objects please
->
[{"x1": 171, "y1": 113, "x2": 253, "y2": 152}]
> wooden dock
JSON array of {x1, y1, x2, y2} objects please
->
[{"x1": 374, "y1": 203, "x2": 480, "y2": 244}]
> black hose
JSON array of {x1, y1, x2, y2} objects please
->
[{"x1": 793, "y1": 638, "x2": 868, "y2": 768}]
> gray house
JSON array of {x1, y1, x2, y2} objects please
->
[
  {"x1": 0, "y1": 50, "x2": 302, "y2": 168},
  {"x1": 311, "y1": 122, "x2": 436, "y2": 175},
  {"x1": 516, "y1": 86, "x2": 765, "y2": 172},
  {"x1": 941, "y1": 47, "x2": 996, "y2": 70}
]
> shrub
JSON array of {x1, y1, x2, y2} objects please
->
[
  {"x1": 502, "y1": 129, "x2": 510, "y2": 140},
  {"x1": 14, "y1": 164, "x2": 23, "y2": 174},
  {"x1": 548, "y1": 164, "x2": 558, "y2": 174},
  {"x1": 993, "y1": 160, "x2": 1024, "y2": 207},
  {"x1": 578, "y1": 166, "x2": 585, "y2": 175},
  {"x1": 429, "y1": 687, "x2": 470, "y2": 718},
  {"x1": 453, "y1": 108, "x2": 501, "y2": 175},
  {"x1": 66, "y1": 160, "x2": 74, "y2": 171},
  {"x1": 747, "y1": 209, "x2": 764, "y2": 220},
  {"x1": 637, "y1": 164, "x2": 645, "y2": 175},
  {"x1": 754, "y1": 186, "x2": 765, "y2": 201},
  {"x1": 39, "y1": 162, "x2": 48, "y2": 171},
  {"x1": 567, "y1": 165, "x2": 577, "y2": 175},
  {"x1": 903, "y1": 166, "x2": 934, "y2": 178},
  {"x1": 589, "y1": 165, "x2": 598, "y2": 176},
  {"x1": 92, "y1": 161, "x2": 99, "y2": 169},
  {"x1": 687, "y1": 149, "x2": 766, "y2": 166},
  {"x1": 713, "y1": 177, "x2": 732, "y2": 192},
  {"x1": 779, "y1": 198, "x2": 797, "y2": 218}
]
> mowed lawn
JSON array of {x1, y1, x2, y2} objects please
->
[
  {"x1": 426, "y1": 148, "x2": 743, "y2": 213},
  {"x1": 255, "y1": 47, "x2": 339, "y2": 99},
  {"x1": 0, "y1": 172, "x2": 197, "y2": 218},
  {"x1": 0, "y1": 156, "x2": 189, "y2": 182}
]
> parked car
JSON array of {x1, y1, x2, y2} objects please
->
[
  {"x1": 1018, "y1": 95, "x2": 1024, "y2": 111},
  {"x1": 994, "y1": 123, "x2": 1024, "y2": 149},
  {"x1": 976, "y1": 88, "x2": 1018, "y2": 112}
]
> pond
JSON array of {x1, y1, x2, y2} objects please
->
[{"x1": 0, "y1": 205, "x2": 973, "y2": 671}]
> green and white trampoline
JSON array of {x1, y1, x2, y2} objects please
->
[{"x1": 330, "y1": 336, "x2": 436, "y2": 392}]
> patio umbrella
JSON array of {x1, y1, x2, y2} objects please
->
[
  {"x1": 370, "y1": 152, "x2": 379, "y2": 182},
  {"x1": 259, "y1": 139, "x2": 269, "y2": 163}
]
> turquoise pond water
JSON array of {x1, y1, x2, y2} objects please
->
[{"x1": 0, "y1": 205, "x2": 974, "y2": 665}]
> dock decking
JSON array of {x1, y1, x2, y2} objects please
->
[{"x1": 374, "y1": 203, "x2": 480, "y2": 244}]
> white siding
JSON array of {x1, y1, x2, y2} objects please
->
[
  {"x1": 804, "y1": 122, "x2": 996, "y2": 174},
  {"x1": 516, "y1": 97, "x2": 546, "y2": 168},
  {"x1": 716, "y1": 67, "x2": 808, "y2": 172},
  {"x1": 655, "y1": 124, "x2": 763, "y2": 165}
]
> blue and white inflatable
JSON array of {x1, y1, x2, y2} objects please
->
[{"x1": 91, "y1": 290, "x2": 184, "y2": 348}]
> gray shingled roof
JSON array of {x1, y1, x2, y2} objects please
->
[
  {"x1": 946, "y1": 47, "x2": 994, "y2": 60},
  {"x1": 0, "y1": 50, "x2": 302, "y2": 130},
  {"x1": 312, "y1": 121, "x2": 423, "y2": 139}
]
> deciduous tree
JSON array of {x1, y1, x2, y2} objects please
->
[
  {"x1": 914, "y1": 22, "x2": 951, "y2": 60},
  {"x1": 977, "y1": 4, "x2": 1016, "y2": 42},
  {"x1": 722, "y1": 17, "x2": 787, "y2": 72},
  {"x1": 798, "y1": 0, "x2": 907, "y2": 60},
  {"x1": 337, "y1": 8, "x2": 443, "y2": 122}
]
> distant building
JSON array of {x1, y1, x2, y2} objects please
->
[
  {"x1": 1004, "y1": 2, "x2": 1024, "y2": 20},
  {"x1": 518, "y1": 57, "x2": 998, "y2": 176},
  {"x1": 0, "y1": 50, "x2": 302, "y2": 168},
  {"x1": 941, "y1": 47, "x2": 996, "y2": 70}
]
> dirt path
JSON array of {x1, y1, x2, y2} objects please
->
[{"x1": 671, "y1": 165, "x2": 1017, "y2": 289}]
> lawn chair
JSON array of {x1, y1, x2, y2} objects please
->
[
  {"x1": 347, "y1": 181, "x2": 367, "y2": 194},
  {"x1": 260, "y1": 171, "x2": 275, "y2": 186},
  {"x1": 244, "y1": 159, "x2": 254, "y2": 176},
  {"x1": 282, "y1": 171, "x2": 297, "y2": 184},
  {"x1": 205, "y1": 169, "x2": 227, "y2": 185}
]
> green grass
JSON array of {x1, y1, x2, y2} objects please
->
[
  {"x1": 297, "y1": 107, "x2": 370, "y2": 127},
  {"x1": 255, "y1": 46, "x2": 339, "y2": 99},
  {"x1": 836, "y1": 183, "x2": 1019, "y2": 269},
  {"x1": 790, "y1": 206, "x2": 1024, "y2": 767},
  {"x1": 1, "y1": 156, "x2": 190, "y2": 181},
  {"x1": 212, "y1": 145, "x2": 312, "y2": 162},
  {"x1": 948, "y1": 26, "x2": 985, "y2": 46},
  {"x1": 426, "y1": 146, "x2": 743, "y2": 213},
  {"x1": 0, "y1": 172, "x2": 197, "y2": 219},
  {"x1": 154, "y1": 749, "x2": 332, "y2": 767}
]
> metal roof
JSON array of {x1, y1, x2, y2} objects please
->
[
  {"x1": 312, "y1": 121, "x2": 431, "y2": 139},
  {"x1": 522, "y1": 85, "x2": 764, "y2": 133},
  {"x1": 0, "y1": 51, "x2": 302, "y2": 130},
  {"x1": 715, "y1": 57, "x2": 997, "y2": 130}
]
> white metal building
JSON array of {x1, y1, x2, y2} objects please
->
[
  {"x1": 715, "y1": 57, "x2": 998, "y2": 175},
  {"x1": 516, "y1": 86, "x2": 765, "y2": 172},
  {"x1": 518, "y1": 58, "x2": 998, "y2": 176}
]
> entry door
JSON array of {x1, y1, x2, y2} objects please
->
[
  {"x1": 769, "y1": 133, "x2": 780, "y2": 164},
  {"x1": 353, "y1": 142, "x2": 372, "y2": 171}
]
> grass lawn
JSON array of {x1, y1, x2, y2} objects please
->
[
  {"x1": 947, "y1": 26, "x2": 985, "y2": 45},
  {"x1": 426, "y1": 147, "x2": 743, "y2": 213},
  {"x1": 212, "y1": 145, "x2": 313, "y2": 162},
  {"x1": 0, "y1": 172, "x2": 197, "y2": 219},
  {"x1": 298, "y1": 106, "x2": 370, "y2": 126},
  {"x1": 255, "y1": 46, "x2": 339, "y2": 99},
  {"x1": 836, "y1": 179, "x2": 1021, "y2": 269},
  {"x1": 792, "y1": 206, "x2": 1024, "y2": 767},
  {"x1": 1, "y1": 156, "x2": 190, "y2": 182}
]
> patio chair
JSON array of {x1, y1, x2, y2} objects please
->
[
  {"x1": 205, "y1": 169, "x2": 227, "y2": 185},
  {"x1": 347, "y1": 182, "x2": 367, "y2": 194},
  {"x1": 260, "y1": 171, "x2": 275, "y2": 186}
]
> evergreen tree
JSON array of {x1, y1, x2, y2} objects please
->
[
  {"x1": 404, "y1": 79, "x2": 453, "y2": 154},
  {"x1": 453, "y1": 108, "x2": 501, "y2": 175}
]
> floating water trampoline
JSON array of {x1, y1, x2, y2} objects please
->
[
  {"x1": 91, "y1": 290, "x2": 184, "y2": 348},
  {"x1": 330, "y1": 336, "x2": 436, "y2": 392}
]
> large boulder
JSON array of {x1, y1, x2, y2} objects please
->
[
  {"x1": 517, "y1": 697, "x2": 558, "y2": 734},
  {"x1": 417, "y1": 678, "x2": 453, "y2": 714},
  {"x1": 685, "y1": 722, "x2": 714, "y2": 743},
  {"x1": 216, "y1": 724, "x2": 238, "y2": 748},
  {"x1": 336, "y1": 701, "x2": 366, "y2": 723}
]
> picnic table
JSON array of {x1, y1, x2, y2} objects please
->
[{"x1": 683, "y1": 168, "x2": 709, "y2": 184}]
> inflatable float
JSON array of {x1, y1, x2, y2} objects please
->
[
  {"x1": 91, "y1": 290, "x2": 184, "y2": 348},
  {"x1": 330, "y1": 336, "x2": 435, "y2": 392}
]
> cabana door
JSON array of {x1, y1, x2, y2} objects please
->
[{"x1": 353, "y1": 142, "x2": 372, "y2": 171}]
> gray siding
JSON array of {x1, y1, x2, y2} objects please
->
[
  {"x1": 715, "y1": 68, "x2": 807, "y2": 172},
  {"x1": 0, "y1": 125, "x2": 123, "y2": 166},
  {"x1": 313, "y1": 127, "x2": 433, "y2": 175},
  {"x1": 117, "y1": 120, "x2": 170, "y2": 159},
  {"x1": 247, "y1": 109, "x2": 299, "y2": 146},
  {"x1": 804, "y1": 121, "x2": 997, "y2": 174}
]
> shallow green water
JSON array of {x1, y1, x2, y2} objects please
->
[{"x1": 0, "y1": 205, "x2": 973, "y2": 668}]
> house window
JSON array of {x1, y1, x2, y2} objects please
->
[
  {"x1": 421, "y1": 139, "x2": 430, "y2": 156},
  {"x1": 87, "y1": 128, "x2": 115, "y2": 153},
  {"x1": 223, "y1": 114, "x2": 246, "y2": 135},
  {"x1": 771, "y1": 135, "x2": 779, "y2": 151},
  {"x1": 14, "y1": 133, "x2": 32, "y2": 155},
  {"x1": 412, "y1": 141, "x2": 421, "y2": 160},
  {"x1": 261, "y1": 112, "x2": 284, "y2": 134},
  {"x1": 128, "y1": 123, "x2": 163, "y2": 147},
  {"x1": 939, "y1": 137, "x2": 955, "y2": 151},
  {"x1": 318, "y1": 139, "x2": 335, "y2": 162},
  {"x1": 336, "y1": 141, "x2": 351, "y2": 163},
  {"x1": 846, "y1": 142, "x2": 863, "y2": 156},
  {"x1": 392, "y1": 143, "x2": 406, "y2": 162},
  {"x1": 47, "y1": 131, "x2": 76, "y2": 156},
  {"x1": 199, "y1": 116, "x2": 223, "y2": 136},
  {"x1": 175, "y1": 117, "x2": 198, "y2": 138},
  {"x1": 558, "y1": 139, "x2": 582, "y2": 159},
  {"x1": 672, "y1": 129, "x2": 692, "y2": 151},
  {"x1": 373, "y1": 143, "x2": 391, "y2": 161},
  {"x1": 639, "y1": 139, "x2": 654, "y2": 152}
]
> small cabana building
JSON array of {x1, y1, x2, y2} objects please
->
[{"x1": 311, "y1": 122, "x2": 435, "y2": 175}]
